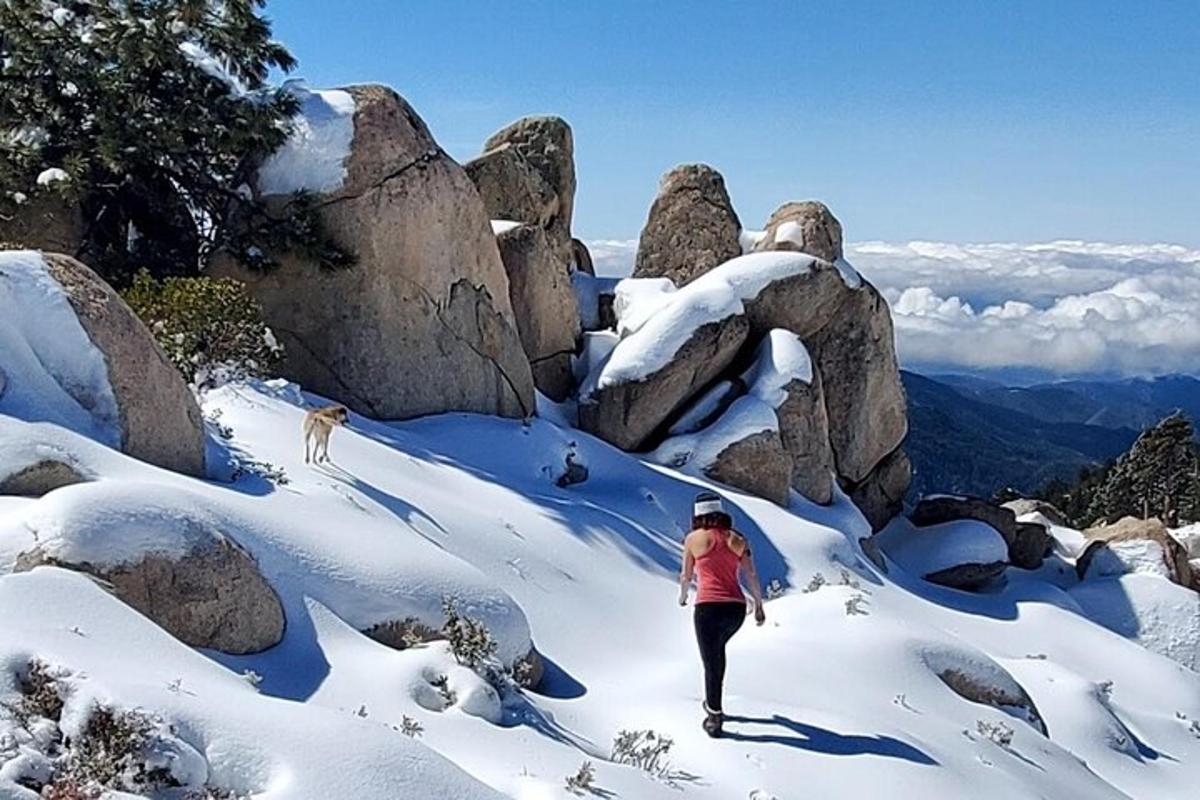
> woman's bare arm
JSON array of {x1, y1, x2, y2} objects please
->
[
  {"x1": 679, "y1": 540, "x2": 696, "y2": 605},
  {"x1": 740, "y1": 548, "x2": 766, "y2": 624}
]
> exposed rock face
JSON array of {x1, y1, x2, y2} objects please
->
[
  {"x1": 495, "y1": 224, "x2": 581, "y2": 401},
  {"x1": 705, "y1": 429, "x2": 792, "y2": 506},
  {"x1": 633, "y1": 164, "x2": 742, "y2": 286},
  {"x1": 0, "y1": 460, "x2": 87, "y2": 497},
  {"x1": 40, "y1": 253, "x2": 206, "y2": 476},
  {"x1": 571, "y1": 238, "x2": 594, "y2": 275},
  {"x1": 752, "y1": 200, "x2": 843, "y2": 263},
  {"x1": 0, "y1": 193, "x2": 84, "y2": 255},
  {"x1": 934, "y1": 666, "x2": 1047, "y2": 736},
  {"x1": 911, "y1": 495, "x2": 1018, "y2": 544},
  {"x1": 463, "y1": 144, "x2": 558, "y2": 232},
  {"x1": 1010, "y1": 521, "x2": 1054, "y2": 570},
  {"x1": 846, "y1": 447, "x2": 912, "y2": 531},
  {"x1": 17, "y1": 539, "x2": 284, "y2": 654},
  {"x1": 578, "y1": 314, "x2": 749, "y2": 451},
  {"x1": 807, "y1": 282, "x2": 907, "y2": 484},
  {"x1": 483, "y1": 116, "x2": 576, "y2": 263},
  {"x1": 924, "y1": 561, "x2": 1008, "y2": 591},
  {"x1": 1079, "y1": 516, "x2": 1196, "y2": 589},
  {"x1": 774, "y1": 375, "x2": 834, "y2": 504},
  {"x1": 219, "y1": 85, "x2": 535, "y2": 421},
  {"x1": 742, "y1": 260, "x2": 852, "y2": 339},
  {"x1": 1002, "y1": 498, "x2": 1069, "y2": 527}
]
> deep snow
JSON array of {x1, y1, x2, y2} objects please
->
[{"x1": 3, "y1": 376, "x2": 1199, "y2": 799}]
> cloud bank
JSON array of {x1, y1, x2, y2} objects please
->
[{"x1": 582, "y1": 238, "x2": 1200, "y2": 378}]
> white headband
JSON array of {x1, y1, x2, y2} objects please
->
[{"x1": 693, "y1": 498, "x2": 724, "y2": 516}]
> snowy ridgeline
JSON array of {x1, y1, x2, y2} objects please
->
[{"x1": 1, "y1": 263, "x2": 1200, "y2": 798}]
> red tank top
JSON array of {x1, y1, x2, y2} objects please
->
[{"x1": 694, "y1": 528, "x2": 746, "y2": 604}]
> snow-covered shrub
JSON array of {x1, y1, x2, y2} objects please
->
[
  {"x1": 2, "y1": 660, "x2": 65, "y2": 726},
  {"x1": 803, "y1": 573, "x2": 827, "y2": 593},
  {"x1": 611, "y1": 729, "x2": 674, "y2": 778},
  {"x1": 122, "y1": 271, "x2": 283, "y2": 389},
  {"x1": 844, "y1": 595, "x2": 869, "y2": 616},
  {"x1": 430, "y1": 675, "x2": 457, "y2": 707},
  {"x1": 397, "y1": 716, "x2": 424, "y2": 738},
  {"x1": 565, "y1": 760, "x2": 596, "y2": 795},
  {"x1": 976, "y1": 719, "x2": 1015, "y2": 748},
  {"x1": 441, "y1": 598, "x2": 500, "y2": 672}
]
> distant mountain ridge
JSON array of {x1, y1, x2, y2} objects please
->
[{"x1": 901, "y1": 372, "x2": 1200, "y2": 501}]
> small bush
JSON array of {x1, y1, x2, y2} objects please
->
[
  {"x1": 803, "y1": 573, "x2": 826, "y2": 593},
  {"x1": 611, "y1": 729, "x2": 673, "y2": 778},
  {"x1": 5, "y1": 660, "x2": 65, "y2": 725},
  {"x1": 565, "y1": 760, "x2": 596, "y2": 795},
  {"x1": 397, "y1": 715, "x2": 424, "y2": 738},
  {"x1": 844, "y1": 595, "x2": 869, "y2": 616},
  {"x1": 442, "y1": 598, "x2": 499, "y2": 671},
  {"x1": 121, "y1": 270, "x2": 283, "y2": 389},
  {"x1": 430, "y1": 675, "x2": 457, "y2": 708},
  {"x1": 976, "y1": 719, "x2": 1014, "y2": 748}
]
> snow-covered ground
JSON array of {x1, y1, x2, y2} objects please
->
[{"x1": 3, "y1": 376, "x2": 1199, "y2": 799}]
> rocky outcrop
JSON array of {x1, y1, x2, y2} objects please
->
[
  {"x1": 752, "y1": 200, "x2": 843, "y2": 263},
  {"x1": 1079, "y1": 516, "x2": 1197, "y2": 589},
  {"x1": 39, "y1": 253, "x2": 206, "y2": 476},
  {"x1": 463, "y1": 144, "x2": 559, "y2": 233},
  {"x1": 846, "y1": 447, "x2": 912, "y2": 531},
  {"x1": 0, "y1": 460, "x2": 87, "y2": 497},
  {"x1": 633, "y1": 164, "x2": 742, "y2": 286},
  {"x1": 483, "y1": 116, "x2": 576, "y2": 263},
  {"x1": 579, "y1": 314, "x2": 749, "y2": 451},
  {"x1": 495, "y1": 224, "x2": 581, "y2": 401},
  {"x1": 218, "y1": 85, "x2": 535, "y2": 421},
  {"x1": 16, "y1": 538, "x2": 284, "y2": 654}
]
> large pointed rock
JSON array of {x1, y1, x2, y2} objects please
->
[
  {"x1": 483, "y1": 116, "x2": 576, "y2": 263},
  {"x1": 217, "y1": 85, "x2": 535, "y2": 420},
  {"x1": 495, "y1": 223, "x2": 581, "y2": 401},
  {"x1": 463, "y1": 144, "x2": 559, "y2": 233},
  {"x1": 633, "y1": 164, "x2": 742, "y2": 286}
]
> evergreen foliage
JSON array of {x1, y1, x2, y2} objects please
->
[
  {"x1": 0, "y1": 0, "x2": 350, "y2": 285},
  {"x1": 1037, "y1": 413, "x2": 1200, "y2": 527}
]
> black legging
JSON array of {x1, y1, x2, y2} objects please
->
[{"x1": 693, "y1": 601, "x2": 746, "y2": 713}]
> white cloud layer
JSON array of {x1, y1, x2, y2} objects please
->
[{"x1": 581, "y1": 238, "x2": 1200, "y2": 378}]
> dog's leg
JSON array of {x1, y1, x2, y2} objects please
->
[{"x1": 304, "y1": 430, "x2": 311, "y2": 464}]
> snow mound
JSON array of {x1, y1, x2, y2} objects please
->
[
  {"x1": 0, "y1": 568, "x2": 507, "y2": 799},
  {"x1": 1083, "y1": 539, "x2": 1174, "y2": 581},
  {"x1": 877, "y1": 519, "x2": 1008, "y2": 577},
  {"x1": 0, "y1": 251, "x2": 120, "y2": 448},
  {"x1": 1070, "y1": 573, "x2": 1200, "y2": 671},
  {"x1": 742, "y1": 329, "x2": 813, "y2": 408},
  {"x1": 652, "y1": 395, "x2": 777, "y2": 473},
  {"x1": 257, "y1": 82, "x2": 356, "y2": 196}
]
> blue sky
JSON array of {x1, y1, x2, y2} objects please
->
[{"x1": 265, "y1": 0, "x2": 1200, "y2": 245}]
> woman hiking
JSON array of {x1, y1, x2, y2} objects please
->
[{"x1": 678, "y1": 492, "x2": 766, "y2": 737}]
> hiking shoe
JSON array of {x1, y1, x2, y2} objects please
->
[{"x1": 702, "y1": 710, "x2": 723, "y2": 738}]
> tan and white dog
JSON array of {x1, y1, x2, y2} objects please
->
[{"x1": 303, "y1": 404, "x2": 349, "y2": 464}]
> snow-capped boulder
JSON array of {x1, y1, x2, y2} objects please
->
[
  {"x1": 653, "y1": 395, "x2": 792, "y2": 505},
  {"x1": 483, "y1": 116, "x2": 576, "y2": 263},
  {"x1": 880, "y1": 519, "x2": 1009, "y2": 591},
  {"x1": 0, "y1": 251, "x2": 205, "y2": 477},
  {"x1": 920, "y1": 644, "x2": 1047, "y2": 735},
  {"x1": 219, "y1": 85, "x2": 535, "y2": 420},
  {"x1": 464, "y1": 144, "x2": 559, "y2": 234},
  {"x1": 11, "y1": 483, "x2": 284, "y2": 654},
  {"x1": 1078, "y1": 516, "x2": 1196, "y2": 589},
  {"x1": 741, "y1": 330, "x2": 834, "y2": 504},
  {"x1": 752, "y1": 200, "x2": 844, "y2": 264},
  {"x1": 845, "y1": 447, "x2": 912, "y2": 531},
  {"x1": 633, "y1": 163, "x2": 742, "y2": 286},
  {"x1": 0, "y1": 460, "x2": 86, "y2": 497},
  {"x1": 579, "y1": 312, "x2": 749, "y2": 450},
  {"x1": 1003, "y1": 498, "x2": 1070, "y2": 528},
  {"x1": 495, "y1": 223, "x2": 581, "y2": 401}
]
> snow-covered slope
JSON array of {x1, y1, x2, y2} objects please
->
[{"x1": 2, "y1": 379, "x2": 1199, "y2": 799}]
